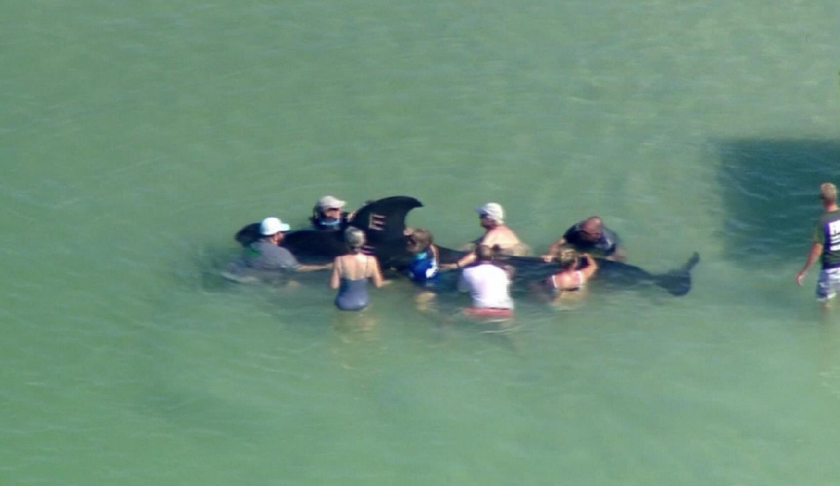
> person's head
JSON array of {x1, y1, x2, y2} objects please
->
[
  {"x1": 315, "y1": 195, "x2": 346, "y2": 224},
  {"x1": 406, "y1": 228, "x2": 433, "y2": 254},
  {"x1": 820, "y1": 182, "x2": 838, "y2": 208},
  {"x1": 344, "y1": 227, "x2": 365, "y2": 253},
  {"x1": 579, "y1": 216, "x2": 603, "y2": 242},
  {"x1": 475, "y1": 244, "x2": 494, "y2": 262},
  {"x1": 476, "y1": 203, "x2": 504, "y2": 228},
  {"x1": 260, "y1": 217, "x2": 290, "y2": 244},
  {"x1": 556, "y1": 246, "x2": 580, "y2": 271}
]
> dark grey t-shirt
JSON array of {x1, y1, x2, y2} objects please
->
[
  {"x1": 562, "y1": 222, "x2": 620, "y2": 257},
  {"x1": 245, "y1": 239, "x2": 300, "y2": 271}
]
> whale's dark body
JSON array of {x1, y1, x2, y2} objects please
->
[{"x1": 233, "y1": 196, "x2": 699, "y2": 296}]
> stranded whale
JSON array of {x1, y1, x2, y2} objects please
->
[{"x1": 231, "y1": 196, "x2": 699, "y2": 296}]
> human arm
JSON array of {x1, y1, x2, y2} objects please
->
[
  {"x1": 606, "y1": 246, "x2": 626, "y2": 262},
  {"x1": 579, "y1": 254, "x2": 599, "y2": 280},
  {"x1": 441, "y1": 250, "x2": 475, "y2": 270},
  {"x1": 796, "y1": 242, "x2": 823, "y2": 285},
  {"x1": 329, "y1": 258, "x2": 340, "y2": 289},
  {"x1": 503, "y1": 263, "x2": 515, "y2": 279},
  {"x1": 369, "y1": 256, "x2": 384, "y2": 288},
  {"x1": 542, "y1": 237, "x2": 567, "y2": 262},
  {"x1": 297, "y1": 263, "x2": 332, "y2": 272},
  {"x1": 600, "y1": 228, "x2": 625, "y2": 261},
  {"x1": 455, "y1": 251, "x2": 476, "y2": 269}
]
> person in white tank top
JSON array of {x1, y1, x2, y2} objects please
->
[{"x1": 457, "y1": 245, "x2": 514, "y2": 310}]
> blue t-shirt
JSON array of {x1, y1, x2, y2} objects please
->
[{"x1": 406, "y1": 250, "x2": 439, "y2": 286}]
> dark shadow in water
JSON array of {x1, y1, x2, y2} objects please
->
[{"x1": 716, "y1": 139, "x2": 840, "y2": 266}]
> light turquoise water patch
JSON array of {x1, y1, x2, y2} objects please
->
[{"x1": 3, "y1": 0, "x2": 840, "y2": 485}]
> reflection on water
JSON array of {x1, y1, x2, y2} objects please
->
[{"x1": 716, "y1": 139, "x2": 840, "y2": 267}]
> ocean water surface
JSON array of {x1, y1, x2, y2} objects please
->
[{"x1": 2, "y1": 0, "x2": 840, "y2": 484}]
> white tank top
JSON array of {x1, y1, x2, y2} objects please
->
[{"x1": 458, "y1": 263, "x2": 514, "y2": 309}]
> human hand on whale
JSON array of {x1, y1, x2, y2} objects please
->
[{"x1": 229, "y1": 195, "x2": 699, "y2": 296}]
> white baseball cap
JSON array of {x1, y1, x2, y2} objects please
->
[
  {"x1": 260, "y1": 217, "x2": 290, "y2": 235},
  {"x1": 317, "y1": 195, "x2": 346, "y2": 210},
  {"x1": 475, "y1": 203, "x2": 504, "y2": 223}
]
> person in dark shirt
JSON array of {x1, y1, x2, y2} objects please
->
[
  {"x1": 796, "y1": 182, "x2": 840, "y2": 306},
  {"x1": 542, "y1": 216, "x2": 625, "y2": 262}
]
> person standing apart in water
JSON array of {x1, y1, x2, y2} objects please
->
[
  {"x1": 796, "y1": 182, "x2": 840, "y2": 308},
  {"x1": 330, "y1": 227, "x2": 384, "y2": 311}
]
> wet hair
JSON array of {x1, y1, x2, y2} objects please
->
[
  {"x1": 406, "y1": 228, "x2": 433, "y2": 253},
  {"x1": 556, "y1": 247, "x2": 579, "y2": 271},
  {"x1": 475, "y1": 244, "x2": 494, "y2": 262},
  {"x1": 344, "y1": 227, "x2": 365, "y2": 253}
]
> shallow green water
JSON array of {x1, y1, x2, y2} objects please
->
[{"x1": 3, "y1": 0, "x2": 840, "y2": 484}]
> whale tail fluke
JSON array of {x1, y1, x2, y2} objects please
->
[{"x1": 654, "y1": 252, "x2": 700, "y2": 296}]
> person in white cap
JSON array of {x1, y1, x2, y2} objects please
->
[
  {"x1": 446, "y1": 202, "x2": 529, "y2": 269},
  {"x1": 310, "y1": 195, "x2": 351, "y2": 231},
  {"x1": 245, "y1": 217, "x2": 329, "y2": 272}
]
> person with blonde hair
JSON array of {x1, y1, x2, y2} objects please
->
[
  {"x1": 796, "y1": 182, "x2": 840, "y2": 305},
  {"x1": 330, "y1": 227, "x2": 384, "y2": 311},
  {"x1": 545, "y1": 247, "x2": 598, "y2": 301},
  {"x1": 405, "y1": 228, "x2": 440, "y2": 287}
]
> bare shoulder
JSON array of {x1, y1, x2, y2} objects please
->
[{"x1": 487, "y1": 225, "x2": 523, "y2": 246}]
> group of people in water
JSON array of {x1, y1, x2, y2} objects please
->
[
  {"x1": 230, "y1": 181, "x2": 840, "y2": 317},
  {"x1": 238, "y1": 195, "x2": 628, "y2": 317}
]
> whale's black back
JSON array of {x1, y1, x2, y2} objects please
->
[
  {"x1": 231, "y1": 195, "x2": 698, "y2": 296},
  {"x1": 233, "y1": 196, "x2": 423, "y2": 266}
]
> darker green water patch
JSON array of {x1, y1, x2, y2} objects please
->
[{"x1": 716, "y1": 139, "x2": 840, "y2": 267}]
